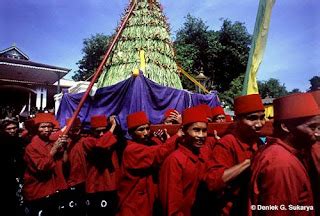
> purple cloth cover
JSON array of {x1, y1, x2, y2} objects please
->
[{"x1": 56, "y1": 73, "x2": 220, "y2": 131}]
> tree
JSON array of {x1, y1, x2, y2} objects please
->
[
  {"x1": 174, "y1": 14, "x2": 209, "y2": 90},
  {"x1": 219, "y1": 74, "x2": 245, "y2": 109},
  {"x1": 289, "y1": 88, "x2": 301, "y2": 94},
  {"x1": 72, "y1": 33, "x2": 111, "y2": 81},
  {"x1": 258, "y1": 78, "x2": 288, "y2": 98},
  {"x1": 309, "y1": 76, "x2": 320, "y2": 91},
  {"x1": 209, "y1": 19, "x2": 252, "y2": 92},
  {"x1": 174, "y1": 16, "x2": 252, "y2": 93},
  {"x1": 97, "y1": 0, "x2": 183, "y2": 89}
]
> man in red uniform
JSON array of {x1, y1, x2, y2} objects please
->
[
  {"x1": 205, "y1": 94, "x2": 266, "y2": 216},
  {"x1": 23, "y1": 113, "x2": 68, "y2": 216},
  {"x1": 159, "y1": 106, "x2": 209, "y2": 216},
  {"x1": 83, "y1": 115, "x2": 119, "y2": 216},
  {"x1": 117, "y1": 111, "x2": 181, "y2": 216},
  {"x1": 211, "y1": 106, "x2": 226, "y2": 123},
  {"x1": 58, "y1": 117, "x2": 87, "y2": 216},
  {"x1": 248, "y1": 93, "x2": 320, "y2": 216}
]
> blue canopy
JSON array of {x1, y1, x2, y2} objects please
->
[{"x1": 56, "y1": 73, "x2": 220, "y2": 131}]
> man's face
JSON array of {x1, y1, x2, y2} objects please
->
[
  {"x1": 38, "y1": 122, "x2": 53, "y2": 139},
  {"x1": 132, "y1": 124, "x2": 151, "y2": 143},
  {"x1": 237, "y1": 111, "x2": 266, "y2": 137},
  {"x1": 5, "y1": 123, "x2": 18, "y2": 137},
  {"x1": 212, "y1": 114, "x2": 226, "y2": 123},
  {"x1": 184, "y1": 122, "x2": 207, "y2": 148},
  {"x1": 92, "y1": 127, "x2": 107, "y2": 138},
  {"x1": 292, "y1": 115, "x2": 320, "y2": 146},
  {"x1": 69, "y1": 126, "x2": 81, "y2": 138}
]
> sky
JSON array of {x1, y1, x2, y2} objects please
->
[{"x1": 1, "y1": 0, "x2": 319, "y2": 92}]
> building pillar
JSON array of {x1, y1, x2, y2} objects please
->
[
  {"x1": 42, "y1": 88, "x2": 47, "y2": 109},
  {"x1": 28, "y1": 92, "x2": 31, "y2": 113},
  {"x1": 57, "y1": 72, "x2": 61, "y2": 94},
  {"x1": 54, "y1": 92, "x2": 63, "y2": 115},
  {"x1": 35, "y1": 87, "x2": 47, "y2": 111}
]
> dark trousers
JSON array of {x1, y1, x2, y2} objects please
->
[
  {"x1": 86, "y1": 191, "x2": 118, "y2": 216},
  {"x1": 57, "y1": 183, "x2": 86, "y2": 216},
  {"x1": 25, "y1": 195, "x2": 59, "y2": 216}
]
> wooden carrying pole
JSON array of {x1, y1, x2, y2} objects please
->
[{"x1": 63, "y1": 2, "x2": 137, "y2": 135}]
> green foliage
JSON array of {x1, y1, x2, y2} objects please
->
[
  {"x1": 309, "y1": 76, "x2": 320, "y2": 91},
  {"x1": 174, "y1": 14, "x2": 209, "y2": 91},
  {"x1": 175, "y1": 14, "x2": 209, "y2": 71},
  {"x1": 174, "y1": 15, "x2": 251, "y2": 96},
  {"x1": 211, "y1": 20, "x2": 251, "y2": 92},
  {"x1": 219, "y1": 74, "x2": 245, "y2": 108},
  {"x1": 97, "y1": 1, "x2": 182, "y2": 89},
  {"x1": 72, "y1": 33, "x2": 111, "y2": 81},
  {"x1": 258, "y1": 78, "x2": 288, "y2": 98},
  {"x1": 289, "y1": 88, "x2": 301, "y2": 94}
]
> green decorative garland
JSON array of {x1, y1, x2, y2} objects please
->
[{"x1": 97, "y1": 0, "x2": 183, "y2": 89}]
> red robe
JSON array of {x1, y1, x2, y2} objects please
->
[
  {"x1": 66, "y1": 137, "x2": 87, "y2": 187},
  {"x1": 205, "y1": 133, "x2": 261, "y2": 215},
  {"x1": 205, "y1": 136, "x2": 218, "y2": 158},
  {"x1": 117, "y1": 135, "x2": 178, "y2": 216},
  {"x1": 159, "y1": 144, "x2": 209, "y2": 216},
  {"x1": 248, "y1": 137, "x2": 315, "y2": 216},
  {"x1": 83, "y1": 131, "x2": 119, "y2": 193},
  {"x1": 23, "y1": 135, "x2": 68, "y2": 201}
]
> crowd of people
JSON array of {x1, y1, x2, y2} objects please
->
[{"x1": 1, "y1": 92, "x2": 319, "y2": 216}]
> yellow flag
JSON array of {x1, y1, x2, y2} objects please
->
[{"x1": 242, "y1": 0, "x2": 276, "y2": 95}]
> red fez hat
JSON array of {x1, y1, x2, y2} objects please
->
[
  {"x1": 164, "y1": 109, "x2": 177, "y2": 118},
  {"x1": 127, "y1": 111, "x2": 149, "y2": 129},
  {"x1": 274, "y1": 93, "x2": 320, "y2": 121},
  {"x1": 195, "y1": 104, "x2": 211, "y2": 118},
  {"x1": 91, "y1": 115, "x2": 108, "y2": 128},
  {"x1": 211, "y1": 106, "x2": 225, "y2": 118},
  {"x1": 66, "y1": 117, "x2": 81, "y2": 127},
  {"x1": 182, "y1": 106, "x2": 208, "y2": 126},
  {"x1": 34, "y1": 113, "x2": 57, "y2": 126},
  {"x1": 311, "y1": 90, "x2": 320, "y2": 106},
  {"x1": 234, "y1": 94, "x2": 264, "y2": 116}
]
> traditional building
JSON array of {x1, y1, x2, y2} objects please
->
[{"x1": 0, "y1": 45, "x2": 71, "y2": 117}]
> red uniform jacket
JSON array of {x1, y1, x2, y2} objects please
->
[
  {"x1": 205, "y1": 136, "x2": 218, "y2": 158},
  {"x1": 66, "y1": 137, "x2": 87, "y2": 187},
  {"x1": 117, "y1": 135, "x2": 178, "y2": 216},
  {"x1": 23, "y1": 135, "x2": 68, "y2": 201},
  {"x1": 248, "y1": 137, "x2": 315, "y2": 216},
  {"x1": 205, "y1": 133, "x2": 261, "y2": 216},
  {"x1": 159, "y1": 144, "x2": 209, "y2": 216},
  {"x1": 83, "y1": 131, "x2": 119, "y2": 193}
]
